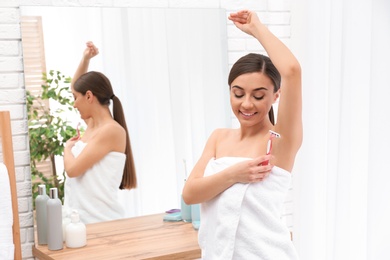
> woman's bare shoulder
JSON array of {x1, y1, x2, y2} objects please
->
[
  {"x1": 98, "y1": 120, "x2": 126, "y2": 142},
  {"x1": 204, "y1": 128, "x2": 235, "y2": 148},
  {"x1": 212, "y1": 128, "x2": 238, "y2": 140}
]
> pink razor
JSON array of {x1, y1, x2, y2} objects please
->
[
  {"x1": 71, "y1": 122, "x2": 81, "y2": 141},
  {"x1": 76, "y1": 122, "x2": 81, "y2": 139},
  {"x1": 261, "y1": 130, "x2": 281, "y2": 166}
]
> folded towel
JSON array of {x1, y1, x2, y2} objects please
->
[
  {"x1": 198, "y1": 157, "x2": 299, "y2": 260},
  {"x1": 0, "y1": 163, "x2": 15, "y2": 260}
]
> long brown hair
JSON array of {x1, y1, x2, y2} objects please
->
[
  {"x1": 74, "y1": 71, "x2": 137, "y2": 189},
  {"x1": 228, "y1": 53, "x2": 281, "y2": 125}
]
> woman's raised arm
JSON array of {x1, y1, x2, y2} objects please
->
[
  {"x1": 71, "y1": 41, "x2": 99, "y2": 87},
  {"x1": 229, "y1": 10, "x2": 302, "y2": 170}
]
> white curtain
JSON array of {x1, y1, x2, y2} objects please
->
[
  {"x1": 290, "y1": 0, "x2": 390, "y2": 259},
  {"x1": 21, "y1": 7, "x2": 229, "y2": 217},
  {"x1": 99, "y1": 8, "x2": 230, "y2": 217}
]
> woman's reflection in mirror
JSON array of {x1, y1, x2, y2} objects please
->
[{"x1": 63, "y1": 41, "x2": 137, "y2": 224}]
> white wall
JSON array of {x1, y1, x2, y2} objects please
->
[{"x1": 0, "y1": 0, "x2": 293, "y2": 258}]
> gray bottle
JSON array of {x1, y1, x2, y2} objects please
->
[
  {"x1": 35, "y1": 184, "x2": 49, "y2": 245},
  {"x1": 47, "y1": 188, "x2": 63, "y2": 250}
]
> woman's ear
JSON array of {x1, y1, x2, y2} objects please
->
[
  {"x1": 86, "y1": 90, "x2": 93, "y2": 103},
  {"x1": 273, "y1": 89, "x2": 281, "y2": 103}
]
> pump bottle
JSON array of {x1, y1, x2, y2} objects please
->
[{"x1": 65, "y1": 210, "x2": 87, "y2": 248}]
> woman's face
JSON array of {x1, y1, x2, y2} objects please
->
[
  {"x1": 230, "y1": 72, "x2": 278, "y2": 127},
  {"x1": 72, "y1": 89, "x2": 89, "y2": 120}
]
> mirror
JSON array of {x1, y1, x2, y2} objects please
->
[{"x1": 20, "y1": 6, "x2": 230, "y2": 219}]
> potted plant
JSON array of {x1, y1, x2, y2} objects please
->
[{"x1": 26, "y1": 70, "x2": 79, "y2": 203}]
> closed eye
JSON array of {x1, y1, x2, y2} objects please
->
[
  {"x1": 254, "y1": 95, "x2": 264, "y2": 100},
  {"x1": 234, "y1": 94, "x2": 244, "y2": 98}
]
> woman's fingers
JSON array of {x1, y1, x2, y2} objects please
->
[
  {"x1": 228, "y1": 10, "x2": 250, "y2": 24},
  {"x1": 254, "y1": 173, "x2": 269, "y2": 182},
  {"x1": 69, "y1": 136, "x2": 79, "y2": 141},
  {"x1": 248, "y1": 170, "x2": 270, "y2": 183},
  {"x1": 85, "y1": 41, "x2": 99, "y2": 56},
  {"x1": 254, "y1": 154, "x2": 274, "y2": 166},
  {"x1": 246, "y1": 163, "x2": 272, "y2": 183}
]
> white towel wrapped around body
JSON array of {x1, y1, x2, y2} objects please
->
[
  {"x1": 0, "y1": 163, "x2": 15, "y2": 260},
  {"x1": 198, "y1": 157, "x2": 299, "y2": 260},
  {"x1": 64, "y1": 141, "x2": 126, "y2": 224}
]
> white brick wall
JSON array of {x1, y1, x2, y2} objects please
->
[{"x1": 0, "y1": 1, "x2": 293, "y2": 258}]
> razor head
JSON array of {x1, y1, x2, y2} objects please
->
[{"x1": 269, "y1": 130, "x2": 281, "y2": 138}]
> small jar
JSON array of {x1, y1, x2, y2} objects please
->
[{"x1": 65, "y1": 210, "x2": 87, "y2": 248}]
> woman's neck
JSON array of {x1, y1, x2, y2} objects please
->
[
  {"x1": 90, "y1": 107, "x2": 113, "y2": 127},
  {"x1": 239, "y1": 121, "x2": 273, "y2": 139}
]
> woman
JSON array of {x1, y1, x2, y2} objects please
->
[
  {"x1": 182, "y1": 10, "x2": 302, "y2": 259},
  {"x1": 63, "y1": 41, "x2": 137, "y2": 224}
]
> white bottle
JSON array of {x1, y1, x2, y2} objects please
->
[
  {"x1": 65, "y1": 210, "x2": 87, "y2": 248},
  {"x1": 47, "y1": 188, "x2": 63, "y2": 250},
  {"x1": 35, "y1": 184, "x2": 49, "y2": 245}
]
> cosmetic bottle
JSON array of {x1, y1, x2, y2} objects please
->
[
  {"x1": 180, "y1": 160, "x2": 192, "y2": 222},
  {"x1": 47, "y1": 188, "x2": 63, "y2": 250},
  {"x1": 191, "y1": 203, "x2": 200, "y2": 230},
  {"x1": 35, "y1": 184, "x2": 49, "y2": 245},
  {"x1": 181, "y1": 181, "x2": 192, "y2": 223},
  {"x1": 65, "y1": 210, "x2": 86, "y2": 248}
]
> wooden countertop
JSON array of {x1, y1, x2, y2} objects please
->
[{"x1": 33, "y1": 213, "x2": 201, "y2": 260}]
